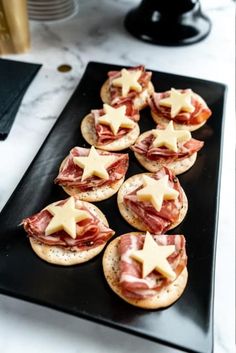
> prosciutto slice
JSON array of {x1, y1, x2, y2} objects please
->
[
  {"x1": 119, "y1": 233, "x2": 187, "y2": 299},
  {"x1": 22, "y1": 200, "x2": 114, "y2": 251},
  {"x1": 92, "y1": 99, "x2": 139, "y2": 145},
  {"x1": 55, "y1": 147, "x2": 129, "y2": 190},
  {"x1": 124, "y1": 168, "x2": 184, "y2": 234},
  {"x1": 108, "y1": 65, "x2": 152, "y2": 104},
  {"x1": 131, "y1": 130, "x2": 204, "y2": 162},
  {"x1": 149, "y1": 89, "x2": 212, "y2": 125}
]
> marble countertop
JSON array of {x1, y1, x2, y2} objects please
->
[{"x1": 0, "y1": 0, "x2": 234, "y2": 352}]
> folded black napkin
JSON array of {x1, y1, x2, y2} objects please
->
[{"x1": 0, "y1": 58, "x2": 42, "y2": 140}]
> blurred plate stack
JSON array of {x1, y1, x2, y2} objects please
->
[{"x1": 28, "y1": 0, "x2": 79, "y2": 22}]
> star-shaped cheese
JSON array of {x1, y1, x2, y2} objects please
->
[
  {"x1": 131, "y1": 232, "x2": 176, "y2": 279},
  {"x1": 151, "y1": 121, "x2": 191, "y2": 152},
  {"x1": 112, "y1": 68, "x2": 142, "y2": 97},
  {"x1": 159, "y1": 88, "x2": 194, "y2": 118},
  {"x1": 45, "y1": 197, "x2": 90, "y2": 239},
  {"x1": 137, "y1": 175, "x2": 179, "y2": 212},
  {"x1": 73, "y1": 146, "x2": 116, "y2": 181},
  {"x1": 98, "y1": 104, "x2": 135, "y2": 135}
]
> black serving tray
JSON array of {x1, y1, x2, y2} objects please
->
[{"x1": 0, "y1": 62, "x2": 226, "y2": 353}]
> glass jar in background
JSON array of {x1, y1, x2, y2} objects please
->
[{"x1": 0, "y1": 0, "x2": 30, "y2": 55}]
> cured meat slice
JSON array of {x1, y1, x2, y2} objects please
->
[
  {"x1": 22, "y1": 200, "x2": 114, "y2": 251},
  {"x1": 55, "y1": 147, "x2": 128, "y2": 191},
  {"x1": 123, "y1": 168, "x2": 184, "y2": 234},
  {"x1": 150, "y1": 90, "x2": 211, "y2": 125},
  {"x1": 119, "y1": 233, "x2": 187, "y2": 299},
  {"x1": 131, "y1": 131, "x2": 204, "y2": 162},
  {"x1": 108, "y1": 65, "x2": 152, "y2": 103},
  {"x1": 92, "y1": 99, "x2": 139, "y2": 145}
]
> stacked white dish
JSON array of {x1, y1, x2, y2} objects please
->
[{"x1": 28, "y1": 0, "x2": 79, "y2": 21}]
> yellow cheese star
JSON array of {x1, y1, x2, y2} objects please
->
[
  {"x1": 151, "y1": 121, "x2": 191, "y2": 152},
  {"x1": 131, "y1": 232, "x2": 176, "y2": 279},
  {"x1": 159, "y1": 88, "x2": 194, "y2": 118},
  {"x1": 112, "y1": 68, "x2": 142, "y2": 97},
  {"x1": 45, "y1": 197, "x2": 90, "y2": 239},
  {"x1": 137, "y1": 175, "x2": 179, "y2": 212},
  {"x1": 98, "y1": 104, "x2": 135, "y2": 135},
  {"x1": 73, "y1": 146, "x2": 116, "y2": 181}
]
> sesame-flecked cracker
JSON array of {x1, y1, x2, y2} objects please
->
[
  {"x1": 30, "y1": 238, "x2": 106, "y2": 266},
  {"x1": 100, "y1": 79, "x2": 154, "y2": 111},
  {"x1": 133, "y1": 131, "x2": 197, "y2": 174},
  {"x1": 30, "y1": 200, "x2": 113, "y2": 266},
  {"x1": 150, "y1": 93, "x2": 209, "y2": 132},
  {"x1": 117, "y1": 173, "x2": 188, "y2": 232},
  {"x1": 58, "y1": 156, "x2": 126, "y2": 202},
  {"x1": 81, "y1": 113, "x2": 140, "y2": 151},
  {"x1": 62, "y1": 176, "x2": 125, "y2": 202},
  {"x1": 102, "y1": 234, "x2": 188, "y2": 309}
]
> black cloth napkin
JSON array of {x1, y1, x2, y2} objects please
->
[{"x1": 0, "y1": 58, "x2": 42, "y2": 140}]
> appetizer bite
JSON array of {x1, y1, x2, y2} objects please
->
[
  {"x1": 117, "y1": 167, "x2": 188, "y2": 234},
  {"x1": 22, "y1": 196, "x2": 115, "y2": 265},
  {"x1": 100, "y1": 65, "x2": 154, "y2": 110},
  {"x1": 103, "y1": 231, "x2": 188, "y2": 309},
  {"x1": 131, "y1": 121, "x2": 204, "y2": 174},
  {"x1": 149, "y1": 88, "x2": 212, "y2": 131},
  {"x1": 81, "y1": 100, "x2": 140, "y2": 151},
  {"x1": 55, "y1": 146, "x2": 129, "y2": 202}
]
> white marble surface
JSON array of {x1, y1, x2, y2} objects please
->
[{"x1": 0, "y1": 0, "x2": 235, "y2": 352}]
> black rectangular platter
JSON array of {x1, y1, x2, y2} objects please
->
[{"x1": 0, "y1": 62, "x2": 226, "y2": 353}]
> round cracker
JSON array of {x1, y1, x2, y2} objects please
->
[
  {"x1": 102, "y1": 234, "x2": 188, "y2": 309},
  {"x1": 150, "y1": 92, "x2": 209, "y2": 131},
  {"x1": 30, "y1": 200, "x2": 112, "y2": 266},
  {"x1": 58, "y1": 155, "x2": 126, "y2": 202},
  {"x1": 81, "y1": 113, "x2": 140, "y2": 151},
  {"x1": 117, "y1": 173, "x2": 188, "y2": 232},
  {"x1": 100, "y1": 79, "x2": 154, "y2": 111},
  {"x1": 133, "y1": 131, "x2": 197, "y2": 174}
]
